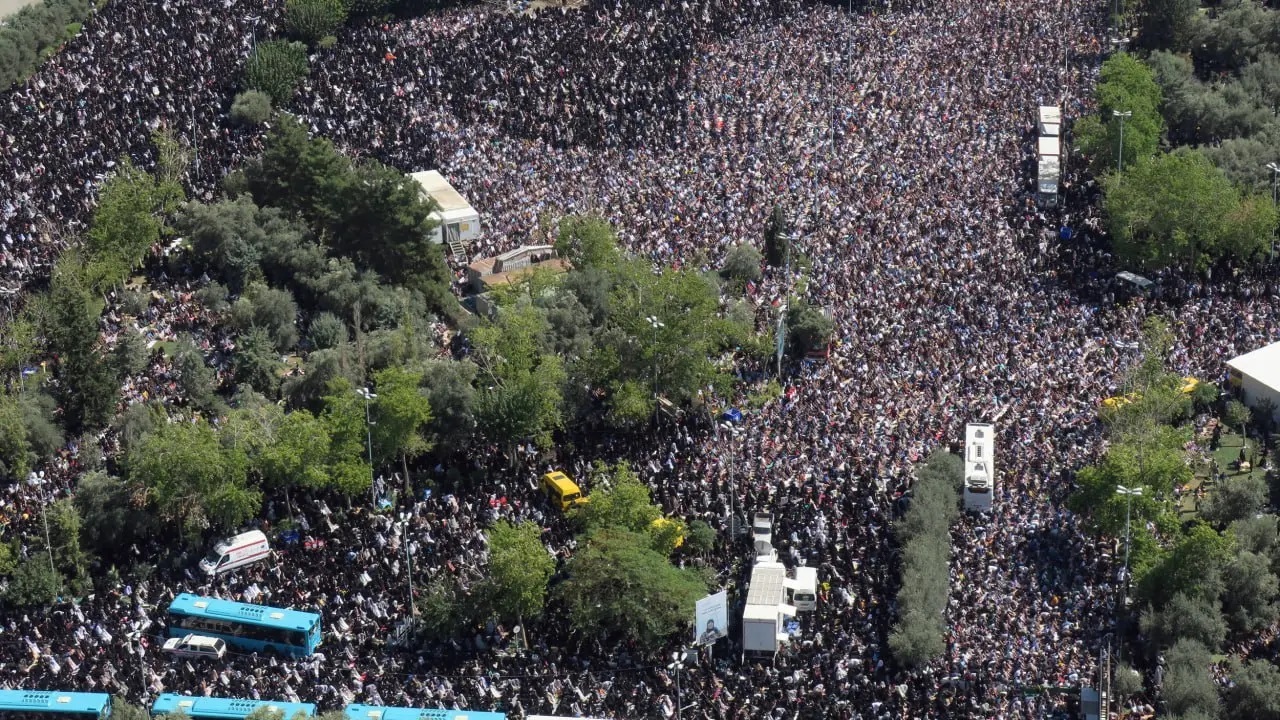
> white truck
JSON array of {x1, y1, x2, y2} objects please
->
[
  {"x1": 752, "y1": 512, "x2": 776, "y2": 563},
  {"x1": 742, "y1": 561, "x2": 796, "y2": 655}
]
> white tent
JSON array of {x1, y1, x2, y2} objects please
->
[{"x1": 1228, "y1": 341, "x2": 1280, "y2": 424}]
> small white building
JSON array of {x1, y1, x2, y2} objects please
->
[
  {"x1": 408, "y1": 170, "x2": 481, "y2": 246},
  {"x1": 1037, "y1": 105, "x2": 1062, "y2": 137},
  {"x1": 1227, "y1": 340, "x2": 1280, "y2": 425}
]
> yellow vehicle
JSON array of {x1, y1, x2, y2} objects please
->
[
  {"x1": 1103, "y1": 377, "x2": 1198, "y2": 409},
  {"x1": 541, "y1": 471, "x2": 588, "y2": 510}
]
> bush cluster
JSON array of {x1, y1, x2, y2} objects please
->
[{"x1": 0, "y1": 0, "x2": 91, "y2": 89}]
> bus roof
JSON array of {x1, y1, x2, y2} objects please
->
[
  {"x1": 151, "y1": 695, "x2": 316, "y2": 720},
  {"x1": 168, "y1": 593, "x2": 319, "y2": 632},
  {"x1": 0, "y1": 691, "x2": 111, "y2": 715},
  {"x1": 344, "y1": 706, "x2": 507, "y2": 720}
]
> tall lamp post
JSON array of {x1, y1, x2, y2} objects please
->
[
  {"x1": 1116, "y1": 484, "x2": 1144, "y2": 604},
  {"x1": 1266, "y1": 162, "x2": 1280, "y2": 263},
  {"x1": 718, "y1": 421, "x2": 742, "y2": 534},
  {"x1": 646, "y1": 315, "x2": 664, "y2": 417},
  {"x1": 398, "y1": 513, "x2": 417, "y2": 616},
  {"x1": 1112, "y1": 110, "x2": 1132, "y2": 174},
  {"x1": 668, "y1": 649, "x2": 693, "y2": 720},
  {"x1": 356, "y1": 387, "x2": 378, "y2": 507}
]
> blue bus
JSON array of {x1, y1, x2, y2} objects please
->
[
  {"x1": 150, "y1": 695, "x2": 315, "y2": 720},
  {"x1": 344, "y1": 705, "x2": 507, "y2": 720},
  {"x1": 167, "y1": 593, "x2": 322, "y2": 657},
  {"x1": 0, "y1": 691, "x2": 112, "y2": 720}
]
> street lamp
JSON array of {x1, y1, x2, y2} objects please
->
[
  {"x1": 667, "y1": 649, "x2": 694, "y2": 720},
  {"x1": 1116, "y1": 484, "x2": 1144, "y2": 598},
  {"x1": 356, "y1": 387, "x2": 378, "y2": 507},
  {"x1": 397, "y1": 513, "x2": 417, "y2": 617},
  {"x1": 1112, "y1": 110, "x2": 1132, "y2": 174},
  {"x1": 718, "y1": 422, "x2": 742, "y2": 533},
  {"x1": 646, "y1": 315, "x2": 664, "y2": 412},
  {"x1": 1266, "y1": 162, "x2": 1280, "y2": 262}
]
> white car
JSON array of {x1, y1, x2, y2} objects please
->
[{"x1": 162, "y1": 634, "x2": 227, "y2": 660}]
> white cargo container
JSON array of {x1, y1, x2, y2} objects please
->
[
  {"x1": 408, "y1": 170, "x2": 481, "y2": 246},
  {"x1": 742, "y1": 561, "x2": 796, "y2": 655},
  {"x1": 963, "y1": 423, "x2": 995, "y2": 512}
]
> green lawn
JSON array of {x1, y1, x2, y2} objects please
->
[{"x1": 1179, "y1": 430, "x2": 1271, "y2": 517}]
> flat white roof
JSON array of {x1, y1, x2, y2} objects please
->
[
  {"x1": 409, "y1": 170, "x2": 474, "y2": 214},
  {"x1": 1037, "y1": 136, "x2": 1060, "y2": 156},
  {"x1": 1228, "y1": 340, "x2": 1280, "y2": 394},
  {"x1": 746, "y1": 563, "x2": 788, "y2": 608}
]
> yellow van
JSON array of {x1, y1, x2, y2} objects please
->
[{"x1": 541, "y1": 471, "x2": 588, "y2": 510}]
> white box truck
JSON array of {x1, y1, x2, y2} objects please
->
[{"x1": 742, "y1": 561, "x2": 796, "y2": 655}]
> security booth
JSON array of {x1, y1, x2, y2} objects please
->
[{"x1": 408, "y1": 170, "x2": 481, "y2": 247}]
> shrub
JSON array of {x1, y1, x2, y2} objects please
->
[
  {"x1": 285, "y1": 0, "x2": 347, "y2": 45},
  {"x1": 230, "y1": 90, "x2": 273, "y2": 126},
  {"x1": 244, "y1": 40, "x2": 309, "y2": 107}
]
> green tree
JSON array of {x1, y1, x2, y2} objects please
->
[
  {"x1": 1139, "y1": 0, "x2": 1201, "y2": 52},
  {"x1": 555, "y1": 214, "x2": 622, "y2": 270},
  {"x1": 232, "y1": 282, "x2": 300, "y2": 353},
  {"x1": 1105, "y1": 150, "x2": 1277, "y2": 270},
  {"x1": 112, "y1": 328, "x2": 151, "y2": 380},
  {"x1": 41, "y1": 254, "x2": 117, "y2": 433},
  {"x1": 127, "y1": 418, "x2": 261, "y2": 540},
  {"x1": 420, "y1": 358, "x2": 478, "y2": 451},
  {"x1": 1075, "y1": 53, "x2": 1164, "y2": 173},
  {"x1": 719, "y1": 244, "x2": 763, "y2": 287},
  {"x1": 575, "y1": 462, "x2": 662, "y2": 536},
  {"x1": 763, "y1": 204, "x2": 790, "y2": 267},
  {"x1": 74, "y1": 471, "x2": 159, "y2": 558},
  {"x1": 0, "y1": 390, "x2": 30, "y2": 481},
  {"x1": 1139, "y1": 521, "x2": 1233, "y2": 605},
  {"x1": 1225, "y1": 659, "x2": 1280, "y2": 720},
  {"x1": 171, "y1": 336, "x2": 218, "y2": 409},
  {"x1": 244, "y1": 117, "x2": 349, "y2": 227},
  {"x1": 472, "y1": 303, "x2": 566, "y2": 452},
  {"x1": 308, "y1": 311, "x2": 347, "y2": 350},
  {"x1": 285, "y1": 0, "x2": 347, "y2": 44},
  {"x1": 319, "y1": 378, "x2": 374, "y2": 496},
  {"x1": 1225, "y1": 398, "x2": 1251, "y2": 441},
  {"x1": 85, "y1": 158, "x2": 182, "y2": 291},
  {"x1": 483, "y1": 520, "x2": 555, "y2": 626},
  {"x1": 684, "y1": 519, "x2": 716, "y2": 556},
  {"x1": 556, "y1": 527, "x2": 707, "y2": 649},
  {"x1": 785, "y1": 298, "x2": 834, "y2": 358},
  {"x1": 1112, "y1": 662, "x2": 1144, "y2": 704},
  {"x1": 1231, "y1": 514, "x2": 1279, "y2": 556},
  {"x1": 4, "y1": 552, "x2": 60, "y2": 606},
  {"x1": 1139, "y1": 591, "x2": 1228, "y2": 651},
  {"x1": 371, "y1": 366, "x2": 432, "y2": 484},
  {"x1": 230, "y1": 90, "x2": 273, "y2": 126},
  {"x1": 1162, "y1": 639, "x2": 1220, "y2": 719},
  {"x1": 1203, "y1": 472, "x2": 1267, "y2": 527},
  {"x1": 253, "y1": 407, "x2": 331, "y2": 491},
  {"x1": 110, "y1": 699, "x2": 151, "y2": 720},
  {"x1": 244, "y1": 40, "x2": 309, "y2": 106},
  {"x1": 42, "y1": 498, "x2": 89, "y2": 591},
  {"x1": 1069, "y1": 423, "x2": 1192, "y2": 536},
  {"x1": 234, "y1": 326, "x2": 284, "y2": 397},
  {"x1": 1222, "y1": 550, "x2": 1279, "y2": 634}
]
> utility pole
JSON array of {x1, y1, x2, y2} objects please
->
[
  {"x1": 1267, "y1": 162, "x2": 1279, "y2": 263},
  {"x1": 1116, "y1": 484, "x2": 1143, "y2": 606},
  {"x1": 399, "y1": 515, "x2": 416, "y2": 616},
  {"x1": 357, "y1": 387, "x2": 378, "y2": 507},
  {"x1": 1112, "y1": 109, "x2": 1132, "y2": 174}
]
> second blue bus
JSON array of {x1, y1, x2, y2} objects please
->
[
  {"x1": 344, "y1": 705, "x2": 507, "y2": 720},
  {"x1": 167, "y1": 593, "x2": 321, "y2": 657},
  {"x1": 150, "y1": 695, "x2": 314, "y2": 720}
]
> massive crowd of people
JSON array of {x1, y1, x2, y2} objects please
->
[{"x1": 1, "y1": 0, "x2": 1279, "y2": 718}]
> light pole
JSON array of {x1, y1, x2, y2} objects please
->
[
  {"x1": 1116, "y1": 484, "x2": 1143, "y2": 600},
  {"x1": 646, "y1": 315, "x2": 664, "y2": 414},
  {"x1": 30, "y1": 473, "x2": 58, "y2": 598},
  {"x1": 667, "y1": 649, "x2": 693, "y2": 720},
  {"x1": 719, "y1": 422, "x2": 742, "y2": 534},
  {"x1": 1112, "y1": 110, "x2": 1132, "y2": 174},
  {"x1": 356, "y1": 387, "x2": 378, "y2": 507},
  {"x1": 398, "y1": 514, "x2": 417, "y2": 616},
  {"x1": 1266, "y1": 162, "x2": 1280, "y2": 262}
]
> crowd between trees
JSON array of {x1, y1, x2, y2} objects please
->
[
  {"x1": 1069, "y1": 316, "x2": 1280, "y2": 719},
  {"x1": 0, "y1": 114, "x2": 794, "y2": 654}
]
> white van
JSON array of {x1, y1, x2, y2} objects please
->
[
  {"x1": 199, "y1": 530, "x2": 270, "y2": 575},
  {"x1": 791, "y1": 566, "x2": 818, "y2": 612}
]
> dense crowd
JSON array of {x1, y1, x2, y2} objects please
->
[{"x1": 2, "y1": 0, "x2": 1280, "y2": 718}]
